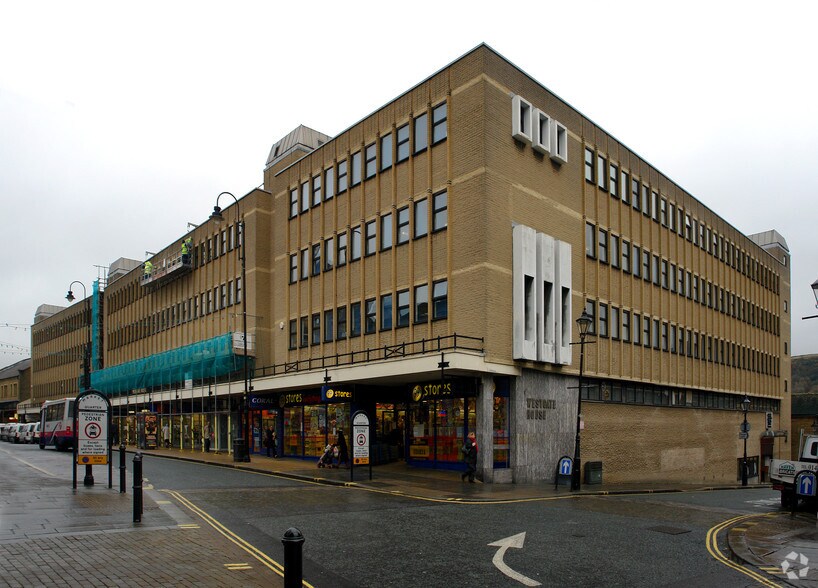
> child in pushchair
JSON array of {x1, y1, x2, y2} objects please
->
[{"x1": 318, "y1": 443, "x2": 337, "y2": 468}]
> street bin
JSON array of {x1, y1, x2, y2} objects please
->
[
  {"x1": 233, "y1": 439, "x2": 248, "y2": 462},
  {"x1": 585, "y1": 461, "x2": 603, "y2": 485}
]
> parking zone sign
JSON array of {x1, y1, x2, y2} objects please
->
[
  {"x1": 77, "y1": 391, "x2": 109, "y2": 465},
  {"x1": 353, "y1": 411, "x2": 370, "y2": 465}
]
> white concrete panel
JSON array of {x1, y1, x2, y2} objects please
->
[
  {"x1": 513, "y1": 224, "x2": 537, "y2": 360},
  {"x1": 555, "y1": 239, "x2": 572, "y2": 364},
  {"x1": 511, "y1": 95, "x2": 533, "y2": 144},
  {"x1": 532, "y1": 109, "x2": 551, "y2": 155},
  {"x1": 536, "y1": 232, "x2": 556, "y2": 363}
]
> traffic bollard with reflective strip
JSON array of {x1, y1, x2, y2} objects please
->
[
  {"x1": 282, "y1": 527, "x2": 305, "y2": 588},
  {"x1": 133, "y1": 452, "x2": 143, "y2": 523},
  {"x1": 119, "y1": 444, "x2": 126, "y2": 493}
]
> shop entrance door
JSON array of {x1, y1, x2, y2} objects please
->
[{"x1": 760, "y1": 436, "x2": 774, "y2": 482}]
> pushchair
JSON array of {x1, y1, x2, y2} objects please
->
[{"x1": 318, "y1": 444, "x2": 336, "y2": 468}]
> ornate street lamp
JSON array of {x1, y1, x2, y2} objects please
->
[
  {"x1": 572, "y1": 309, "x2": 593, "y2": 492},
  {"x1": 66, "y1": 280, "x2": 94, "y2": 486},
  {"x1": 211, "y1": 192, "x2": 251, "y2": 463}
]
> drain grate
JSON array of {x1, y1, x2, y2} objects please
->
[{"x1": 647, "y1": 525, "x2": 691, "y2": 535}]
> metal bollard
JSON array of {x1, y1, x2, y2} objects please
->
[
  {"x1": 119, "y1": 444, "x2": 126, "y2": 493},
  {"x1": 133, "y1": 452, "x2": 143, "y2": 523},
  {"x1": 281, "y1": 527, "x2": 305, "y2": 588}
]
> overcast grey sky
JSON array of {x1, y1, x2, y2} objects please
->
[{"x1": 2, "y1": 0, "x2": 817, "y2": 370}]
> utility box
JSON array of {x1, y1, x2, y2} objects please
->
[{"x1": 585, "y1": 461, "x2": 603, "y2": 485}]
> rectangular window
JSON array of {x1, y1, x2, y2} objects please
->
[
  {"x1": 622, "y1": 310, "x2": 631, "y2": 342},
  {"x1": 661, "y1": 322, "x2": 668, "y2": 351},
  {"x1": 381, "y1": 213, "x2": 393, "y2": 250},
  {"x1": 236, "y1": 277, "x2": 242, "y2": 304},
  {"x1": 585, "y1": 300, "x2": 596, "y2": 335},
  {"x1": 415, "y1": 284, "x2": 428, "y2": 323},
  {"x1": 414, "y1": 112, "x2": 428, "y2": 153},
  {"x1": 584, "y1": 148, "x2": 594, "y2": 183},
  {"x1": 598, "y1": 229, "x2": 608, "y2": 264},
  {"x1": 586, "y1": 223, "x2": 596, "y2": 258},
  {"x1": 671, "y1": 325, "x2": 677, "y2": 353},
  {"x1": 641, "y1": 184, "x2": 650, "y2": 216},
  {"x1": 433, "y1": 190, "x2": 447, "y2": 231},
  {"x1": 337, "y1": 232, "x2": 347, "y2": 267},
  {"x1": 669, "y1": 202, "x2": 676, "y2": 232},
  {"x1": 609, "y1": 164, "x2": 618, "y2": 198},
  {"x1": 414, "y1": 198, "x2": 428, "y2": 238},
  {"x1": 365, "y1": 220, "x2": 377, "y2": 256},
  {"x1": 324, "y1": 237, "x2": 334, "y2": 271},
  {"x1": 651, "y1": 191, "x2": 659, "y2": 222},
  {"x1": 397, "y1": 206, "x2": 410, "y2": 244},
  {"x1": 611, "y1": 306, "x2": 619, "y2": 340},
  {"x1": 289, "y1": 254, "x2": 297, "y2": 283},
  {"x1": 642, "y1": 249, "x2": 650, "y2": 282},
  {"x1": 397, "y1": 289, "x2": 410, "y2": 327},
  {"x1": 432, "y1": 102, "x2": 447, "y2": 144},
  {"x1": 312, "y1": 244, "x2": 321, "y2": 276},
  {"x1": 631, "y1": 178, "x2": 640, "y2": 210},
  {"x1": 652, "y1": 319, "x2": 660, "y2": 349},
  {"x1": 652, "y1": 254, "x2": 660, "y2": 286},
  {"x1": 597, "y1": 155, "x2": 607, "y2": 191},
  {"x1": 660, "y1": 198, "x2": 668, "y2": 226},
  {"x1": 661, "y1": 259, "x2": 668, "y2": 289},
  {"x1": 621, "y1": 171, "x2": 629, "y2": 204},
  {"x1": 300, "y1": 316, "x2": 308, "y2": 347},
  {"x1": 350, "y1": 302, "x2": 361, "y2": 337},
  {"x1": 432, "y1": 280, "x2": 448, "y2": 319},
  {"x1": 365, "y1": 143, "x2": 377, "y2": 179},
  {"x1": 325, "y1": 167, "x2": 335, "y2": 200},
  {"x1": 337, "y1": 306, "x2": 347, "y2": 340},
  {"x1": 324, "y1": 310, "x2": 333, "y2": 343},
  {"x1": 289, "y1": 319, "x2": 297, "y2": 349},
  {"x1": 338, "y1": 159, "x2": 348, "y2": 193},
  {"x1": 396, "y1": 124, "x2": 410, "y2": 163},
  {"x1": 598, "y1": 303, "x2": 608, "y2": 337},
  {"x1": 380, "y1": 133, "x2": 393, "y2": 171},
  {"x1": 311, "y1": 313, "x2": 321, "y2": 345},
  {"x1": 632, "y1": 244, "x2": 640, "y2": 278},
  {"x1": 633, "y1": 313, "x2": 641, "y2": 345},
  {"x1": 313, "y1": 175, "x2": 322, "y2": 206},
  {"x1": 610, "y1": 235, "x2": 619, "y2": 269},
  {"x1": 380, "y1": 294, "x2": 393, "y2": 330},
  {"x1": 351, "y1": 226, "x2": 362, "y2": 261},
  {"x1": 301, "y1": 181, "x2": 310, "y2": 213},
  {"x1": 365, "y1": 298, "x2": 377, "y2": 334},
  {"x1": 290, "y1": 188, "x2": 298, "y2": 217},
  {"x1": 621, "y1": 240, "x2": 630, "y2": 273},
  {"x1": 351, "y1": 151, "x2": 362, "y2": 186}
]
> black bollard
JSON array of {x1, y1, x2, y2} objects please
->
[
  {"x1": 119, "y1": 444, "x2": 126, "y2": 493},
  {"x1": 83, "y1": 464, "x2": 94, "y2": 487},
  {"x1": 133, "y1": 452, "x2": 143, "y2": 523},
  {"x1": 281, "y1": 527, "x2": 305, "y2": 588}
]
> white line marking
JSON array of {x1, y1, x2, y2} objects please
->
[{"x1": 487, "y1": 532, "x2": 541, "y2": 587}]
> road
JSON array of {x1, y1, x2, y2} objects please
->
[{"x1": 1, "y1": 442, "x2": 785, "y2": 587}]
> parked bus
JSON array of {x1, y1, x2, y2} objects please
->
[{"x1": 39, "y1": 398, "x2": 75, "y2": 451}]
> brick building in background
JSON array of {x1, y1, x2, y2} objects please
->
[{"x1": 28, "y1": 44, "x2": 791, "y2": 485}]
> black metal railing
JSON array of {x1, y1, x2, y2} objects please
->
[{"x1": 254, "y1": 333, "x2": 484, "y2": 379}]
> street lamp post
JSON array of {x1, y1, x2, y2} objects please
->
[
  {"x1": 741, "y1": 395, "x2": 751, "y2": 486},
  {"x1": 572, "y1": 309, "x2": 593, "y2": 492},
  {"x1": 66, "y1": 280, "x2": 93, "y2": 486},
  {"x1": 210, "y1": 192, "x2": 251, "y2": 463}
]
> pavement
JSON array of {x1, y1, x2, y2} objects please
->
[{"x1": 0, "y1": 443, "x2": 799, "y2": 587}]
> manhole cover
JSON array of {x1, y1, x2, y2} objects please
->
[{"x1": 647, "y1": 525, "x2": 691, "y2": 535}]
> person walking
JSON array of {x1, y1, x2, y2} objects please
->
[
  {"x1": 203, "y1": 421, "x2": 211, "y2": 453},
  {"x1": 461, "y1": 432, "x2": 478, "y2": 483},
  {"x1": 162, "y1": 422, "x2": 170, "y2": 448},
  {"x1": 265, "y1": 427, "x2": 274, "y2": 458},
  {"x1": 336, "y1": 430, "x2": 349, "y2": 468}
]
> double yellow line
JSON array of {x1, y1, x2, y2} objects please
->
[
  {"x1": 705, "y1": 512, "x2": 781, "y2": 587},
  {"x1": 165, "y1": 489, "x2": 315, "y2": 588}
]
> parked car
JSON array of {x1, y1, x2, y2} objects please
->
[
  {"x1": 2, "y1": 423, "x2": 19, "y2": 442},
  {"x1": 22, "y1": 423, "x2": 36, "y2": 444},
  {"x1": 12, "y1": 423, "x2": 26, "y2": 444},
  {"x1": 32, "y1": 423, "x2": 41, "y2": 445},
  {"x1": 0, "y1": 423, "x2": 8, "y2": 441}
]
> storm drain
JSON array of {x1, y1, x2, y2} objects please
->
[{"x1": 647, "y1": 525, "x2": 692, "y2": 535}]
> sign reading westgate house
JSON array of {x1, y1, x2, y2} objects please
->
[{"x1": 526, "y1": 397, "x2": 557, "y2": 420}]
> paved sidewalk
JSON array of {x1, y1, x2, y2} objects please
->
[
  {"x1": 0, "y1": 460, "x2": 283, "y2": 588},
  {"x1": 729, "y1": 511, "x2": 818, "y2": 587}
]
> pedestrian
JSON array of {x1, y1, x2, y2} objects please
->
[
  {"x1": 265, "y1": 427, "x2": 274, "y2": 458},
  {"x1": 162, "y1": 422, "x2": 170, "y2": 448},
  {"x1": 461, "y1": 432, "x2": 478, "y2": 483},
  {"x1": 336, "y1": 430, "x2": 349, "y2": 468},
  {"x1": 203, "y1": 421, "x2": 211, "y2": 453}
]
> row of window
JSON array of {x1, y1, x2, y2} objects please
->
[
  {"x1": 585, "y1": 223, "x2": 780, "y2": 337},
  {"x1": 582, "y1": 377, "x2": 780, "y2": 413},
  {"x1": 107, "y1": 223, "x2": 242, "y2": 315},
  {"x1": 288, "y1": 280, "x2": 448, "y2": 348},
  {"x1": 32, "y1": 343, "x2": 85, "y2": 371},
  {"x1": 109, "y1": 278, "x2": 242, "y2": 350},
  {"x1": 289, "y1": 192, "x2": 447, "y2": 282},
  {"x1": 289, "y1": 103, "x2": 447, "y2": 219},
  {"x1": 584, "y1": 147, "x2": 780, "y2": 295},
  {"x1": 32, "y1": 306, "x2": 92, "y2": 346},
  {"x1": 584, "y1": 299, "x2": 781, "y2": 377}
]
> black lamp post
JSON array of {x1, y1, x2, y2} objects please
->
[
  {"x1": 572, "y1": 309, "x2": 593, "y2": 492},
  {"x1": 210, "y1": 191, "x2": 251, "y2": 463},
  {"x1": 66, "y1": 280, "x2": 93, "y2": 486},
  {"x1": 741, "y1": 395, "x2": 751, "y2": 486},
  {"x1": 812, "y1": 278, "x2": 818, "y2": 308}
]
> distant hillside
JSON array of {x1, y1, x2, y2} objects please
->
[{"x1": 793, "y1": 354, "x2": 818, "y2": 395}]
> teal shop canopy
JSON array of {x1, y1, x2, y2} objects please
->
[{"x1": 89, "y1": 333, "x2": 251, "y2": 395}]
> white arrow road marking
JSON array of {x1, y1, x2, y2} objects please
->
[{"x1": 488, "y1": 532, "x2": 541, "y2": 587}]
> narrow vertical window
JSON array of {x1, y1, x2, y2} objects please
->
[
  {"x1": 325, "y1": 167, "x2": 335, "y2": 200},
  {"x1": 432, "y1": 190, "x2": 447, "y2": 231},
  {"x1": 289, "y1": 188, "x2": 298, "y2": 217},
  {"x1": 301, "y1": 249, "x2": 309, "y2": 279},
  {"x1": 301, "y1": 181, "x2": 310, "y2": 212},
  {"x1": 289, "y1": 254, "x2": 297, "y2": 283},
  {"x1": 380, "y1": 133, "x2": 393, "y2": 171},
  {"x1": 365, "y1": 143, "x2": 377, "y2": 179},
  {"x1": 432, "y1": 102, "x2": 447, "y2": 144},
  {"x1": 350, "y1": 302, "x2": 361, "y2": 337},
  {"x1": 585, "y1": 223, "x2": 596, "y2": 258},
  {"x1": 397, "y1": 206, "x2": 410, "y2": 244},
  {"x1": 432, "y1": 280, "x2": 448, "y2": 320},
  {"x1": 381, "y1": 213, "x2": 393, "y2": 250},
  {"x1": 380, "y1": 294, "x2": 393, "y2": 330},
  {"x1": 584, "y1": 148, "x2": 594, "y2": 183},
  {"x1": 337, "y1": 159, "x2": 348, "y2": 193},
  {"x1": 414, "y1": 198, "x2": 428, "y2": 238},
  {"x1": 396, "y1": 124, "x2": 410, "y2": 162},
  {"x1": 397, "y1": 290, "x2": 410, "y2": 327},
  {"x1": 365, "y1": 220, "x2": 377, "y2": 255},
  {"x1": 351, "y1": 226, "x2": 361, "y2": 260},
  {"x1": 324, "y1": 310, "x2": 333, "y2": 343},
  {"x1": 414, "y1": 284, "x2": 428, "y2": 323},
  {"x1": 311, "y1": 313, "x2": 320, "y2": 345},
  {"x1": 609, "y1": 164, "x2": 618, "y2": 198},
  {"x1": 324, "y1": 237, "x2": 334, "y2": 270},
  {"x1": 337, "y1": 231, "x2": 348, "y2": 266},
  {"x1": 289, "y1": 319, "x2": 297, "y2": 349},
  {"x1": 351, "y1": 151, "x2": 362, "y2": 186},
  {"x1": 313, "y1": 175, "x2": 322, "y2": 206},
  {"x1": 365, "y1": 299, "x2": 377, "y2": 334},
  {"x1": 300, "y1": 316, "x2": 308, "y2": 347},
  {"x1": 312, "y1": 244, "x2": 321, "y2": 276},
  {"x1": 597, "y1": 155, "x2": 607, "y2": 191},
  {"x1": 336, "y1": 306, "x2": 347, "y2": 339},
  {"x1": 414, "y1": 112, "x2": 428, "y2": 153}
]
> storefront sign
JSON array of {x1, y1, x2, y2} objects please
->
[
  {"x1": 526, "y1": 397, "x2": 556, "y2": 420},
  {"x1": 411, "y1": 382, "x2": 453, "y2": 401},
  {"x1": 321, "y1": 386, "x2": 353, "y2": 402},
  {"x1": 249, "y1": 395, "x2": 280, "y2": 407},
  {"x1": 278, "y1": 392, "x2": 322, "y2": 407}
]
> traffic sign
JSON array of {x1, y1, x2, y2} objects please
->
[
  {"x1": 558, "y1": 457, "x2": 573, "y2": 476},
  {"x1": 740, "y1": 421, "x2": 750, "y2": 434},
  {"x1": 797, "y1": 471, "x2": 817, "y2": 497},
  {"x1": 77, "y1": 391, "x2": 109, "y2": 466},
  {"x1": 352, "y1": 411, "x2": 370, "y2": 465},
  {"x1": 738, "y1": 432, "x2": 749, "y2": 440}
]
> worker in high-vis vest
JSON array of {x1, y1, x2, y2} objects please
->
[
  {"x1": 182, "y1": 238, "x2": 192, "y2": 263},
  {"x1": 144, "y1": 260, "x2": 153, "y2": 276}
]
